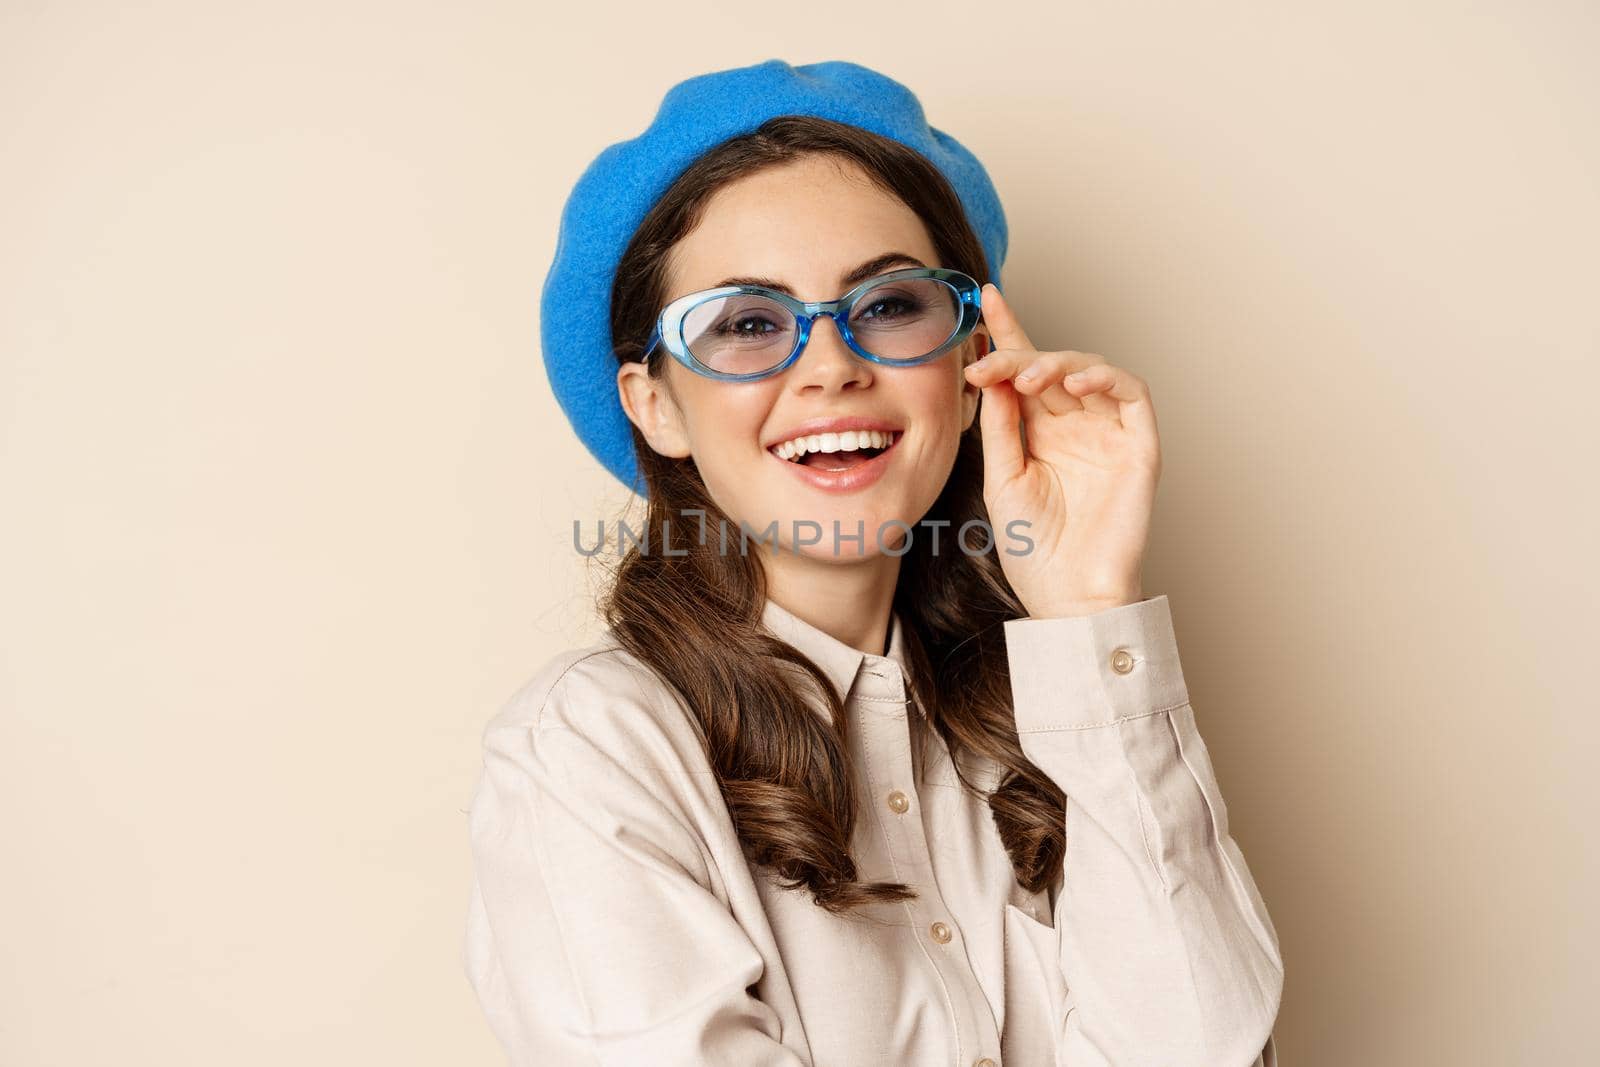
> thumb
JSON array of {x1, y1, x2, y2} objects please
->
[{"x1": 977, "y1": 379, "x2": 1027, "y2": 490}]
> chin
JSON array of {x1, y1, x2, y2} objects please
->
[
  {"x1": 794, "y1": 501, "x2": 921, "y2": 560},
  {"x1": 705, "y1": 479, "x2": 930, "y2": 561}
]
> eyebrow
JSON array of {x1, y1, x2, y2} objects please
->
[{"x1": 712, "y1": 252, "x2": 929, "y2": 296}]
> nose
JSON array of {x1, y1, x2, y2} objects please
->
[{"x1": 790, "y1": 313, "x2": 870, "y2": 391}]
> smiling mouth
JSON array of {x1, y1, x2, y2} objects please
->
[{"x1": 769, "y1": 429, "x2": 902, "y2": 472}]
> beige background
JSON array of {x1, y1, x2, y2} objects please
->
[{"x1": 3, "y1": 1, "x2": 1595, "y2": 1063}]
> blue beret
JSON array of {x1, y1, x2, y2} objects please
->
[{"x1": 540, "y1": 58, "x2": 1009, "y2": 497}]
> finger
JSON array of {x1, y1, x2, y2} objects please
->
[
  {"x1": 964, "y1": 347, "x2": 1025, "y2": 386},
  {"x1": 1063, "y1": 363, "x2": 1159, "y2": 439},
  {"x1": 979, "y1": 283, "x2": 1038, "y2": 355},
  {"x1": 976, "y1": 378, "x2": 1027, "y2": 487},
  {"x1": 964, "y1": 347, "x2": 1092, "y2": 389},
  {"x1": 1032, "y1": 378, "x2": 1081, "y2": 417},
  {"x1": 1011, "y1": 352, "x2": 1090, "y2": 416},
  {"x1": 1040, "y1": 352, "x2": 1113, "y2": 417}
]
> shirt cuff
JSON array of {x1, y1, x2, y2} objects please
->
[{"x1": 1002, "y1": 594, "x2": 1190, "y2": 732}]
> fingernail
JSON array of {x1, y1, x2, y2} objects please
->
[{"x1": 1067, "y1": 369, "x2": 1090, "y2": 382}]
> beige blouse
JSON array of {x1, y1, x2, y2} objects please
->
[{"x1": 464, "y1": 594, "x2": 1283, "y2": 1066}]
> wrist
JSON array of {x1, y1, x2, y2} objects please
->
[{"x1": 1023, "y1": 591, "x2": 1143, "y2": 619}]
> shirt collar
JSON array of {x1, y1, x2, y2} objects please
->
[{"x1": 759, "y1": 595, "x2": 911, "y2": 708}]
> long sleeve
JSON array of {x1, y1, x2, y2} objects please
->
[
  {"x1": 1002, "y1": 594, "x2": 1283, "y2": 1066},
  {"x1": 464, "y1": 658, "x2": 808, "y2": 1067}
]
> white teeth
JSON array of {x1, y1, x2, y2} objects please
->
[{"x1": 771, "y1": 429, "x2": 899, "y2": 463}]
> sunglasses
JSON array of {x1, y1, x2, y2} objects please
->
[{"x1": 642, "y1": 267, "x2": 984, "y2": 382}]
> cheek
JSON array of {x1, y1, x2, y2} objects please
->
[
  {"x1": 904, "y1": 371, "x2": 969, "y2": 439},
  {"x1": 680, "y1": 383, "x2": 773, "y2": 475}
]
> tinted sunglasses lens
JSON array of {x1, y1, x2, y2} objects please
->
[
  {"x1": 682, "y1": 294, "x2": 796, "y2": 376},
  {"x1": 848, "y1": 277, "x2": 961, "y2": 360}
]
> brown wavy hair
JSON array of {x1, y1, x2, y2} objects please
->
[{"x1": 595, "y1": 115, "x2": 1065, "y2": 914}]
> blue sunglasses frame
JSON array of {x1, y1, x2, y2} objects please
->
[{"x1": 641, "y1": 266, "x2": 985, "y2": 383}]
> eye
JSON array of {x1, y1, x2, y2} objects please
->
[
  {"x1": 854, "y1": 294, "x2": 925, "y2": 322},
  {"x1": 715, "y1": 313, "x2": 784, "y2": 337}
]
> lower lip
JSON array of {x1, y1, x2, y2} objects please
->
[{"x1": 768, "y1": 434, "x2": 903, "y2": 493}]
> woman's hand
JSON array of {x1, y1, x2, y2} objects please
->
[{"x1": 964, "y1": 283, "x2": 1162, "y2": 619}]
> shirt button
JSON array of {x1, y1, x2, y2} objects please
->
[
  {"x1": 975, "y1": 1059, "x2": 998, "y2": 1067},
  {"x1": 886, "y1": 789, "x2": 909, "y2": 814},
  {"x1": 1110, "y1": 647, "x2": 1135, "y2": 674},
  {"x1": 930, "y1": 921, "x2": 952, "y2": 943}
]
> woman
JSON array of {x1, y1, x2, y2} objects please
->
[{"x1": 465, "y1": 59, "x2": 1283, "y2": 1066}]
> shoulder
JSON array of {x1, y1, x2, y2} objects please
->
[
  {"x1": 472, "y1": 633, "x2": 735, "y2": 883},
  {"x1": 480, "y1": 632, "x2": 711, "y2": 785},
  {"x1": 485, "y1": 631, "x2": 651, "y2": 730}
]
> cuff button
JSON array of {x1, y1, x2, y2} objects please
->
[{"x1": 1110, "y1": 647, "x2": 1135, "y2": 674}]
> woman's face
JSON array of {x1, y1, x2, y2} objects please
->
[{"x1": 618, "y1": 154, "x2": 986, "y2": 560}]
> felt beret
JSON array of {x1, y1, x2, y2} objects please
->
[{"x1": 540, "y1": 58, "x2": 1009, "y2": 497}]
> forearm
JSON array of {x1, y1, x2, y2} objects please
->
[{"x1": 1004, "y1": 595, "x2": 1283, "y2": 1063}]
